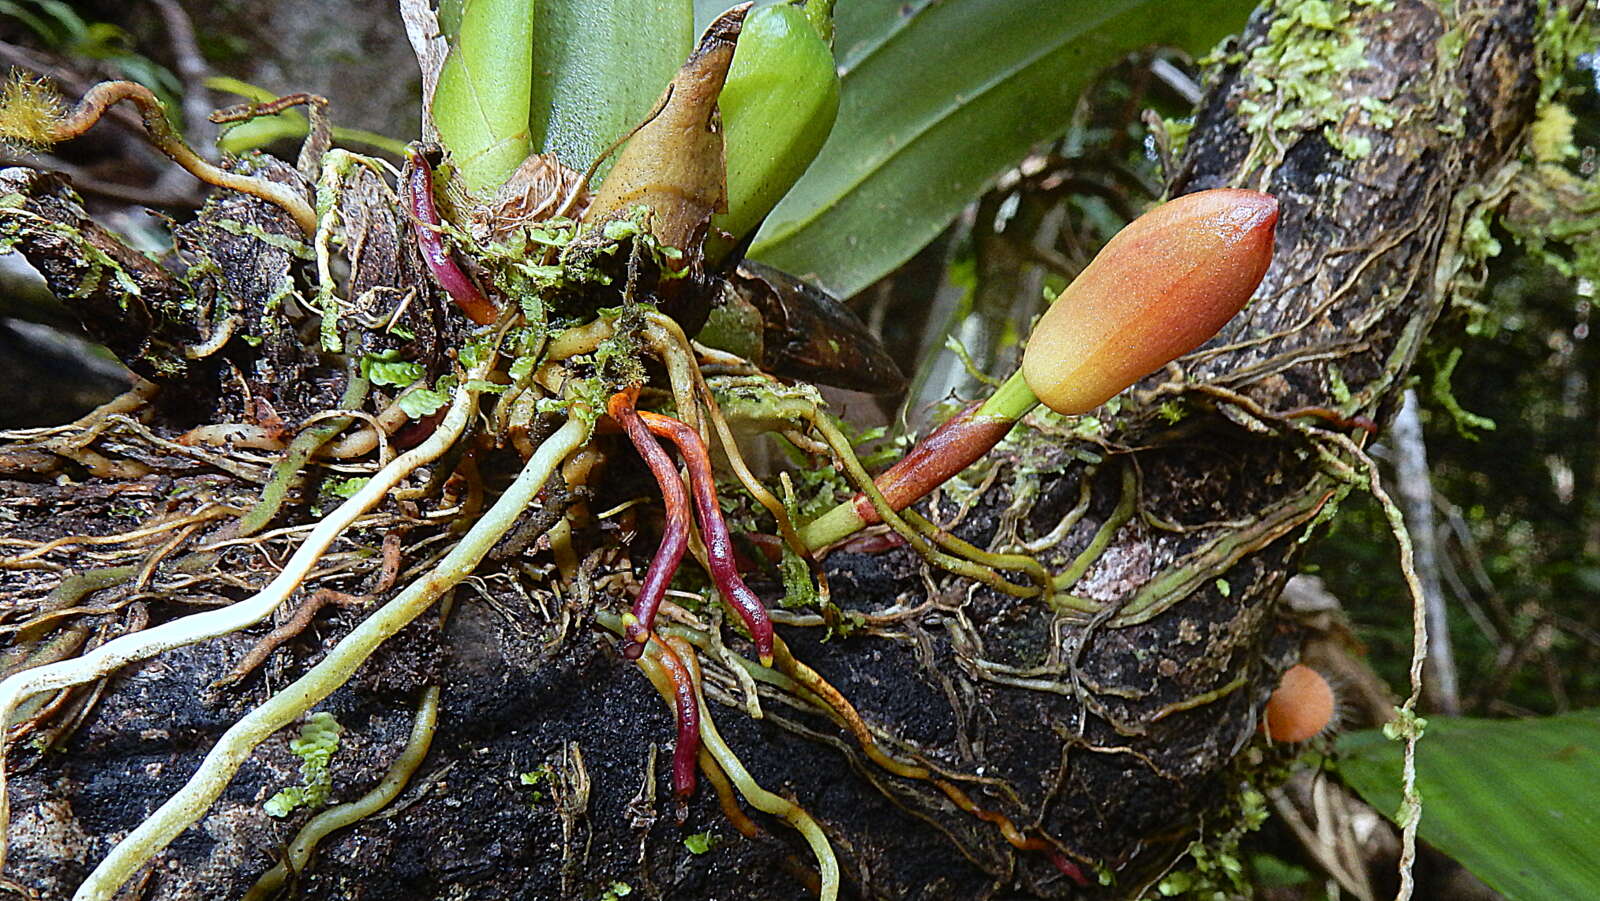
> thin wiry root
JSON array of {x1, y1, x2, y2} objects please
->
[
  {"x1": 0, "y1": 375, "x2": 491, "y2": 875},
  {"x1": 770, "y1": 638, "x2": 1089, "y2": 885},
  {"x1": 12, "y1": 79, "x2": 319, "y2": 234},
  {"x1": 242, "y1": 684, "x2": 440, "y2": 901},
  {"x1": 0, "y1": 504, "x2": 234, "y2": 570},
  {"x1": 71, "y1": 413, "x2": 591, "y2": 901},
  {"x1": 207, "y1": 587, "x2": 367, "y2": 692}
]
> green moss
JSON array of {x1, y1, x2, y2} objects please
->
[
  {"x1": 360, "y1": 350, "x2": 425, "y2": 388},
  {"x1": 1528, "y1": 101, "x2": 1577, "y2": 164},
  {"x1": 1143, "y1": 776, "x2": 1275, "y2": 900},
  {"x1": 264, "y1": 711, "x2": 343, "y2": 817},
  {"x1": 519, "y1": 764, "x2": 552, "y2": 804},
  {"x1": 1230, "y1": 0, "x2": 1395, "y2": 162},
  {"x1": 683, "y1": 831, "x2": 719, "y2": 854}
]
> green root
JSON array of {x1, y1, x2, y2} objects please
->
[
  {"x1": 242, "y1": 685, "x2": 441, "y2": 901},
  {"x1": 0, "y1": 372, "x2": 492, "y2": 875},
  {"x1": 232, "y1": 364, "x2": 371, "y2": 539},
  {"x1": 661, "y1": 636, "x2": 841, "y2": 901},
  {"x1": 72, "y1": 413, "x2": 592, "y2": 901},
  {"x1": 1051, "y1": 464, "x2": 1136, "y2": 593}
]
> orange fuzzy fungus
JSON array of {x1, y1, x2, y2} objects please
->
[
  {"x1": 1021, "y1": 188, "x2": 1278, "y2": 415},
  {"x1": 1262, "y1": 663, "x2": 1335, "y2": 743}
]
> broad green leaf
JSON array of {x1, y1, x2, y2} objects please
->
[
  {"x1": 1337, "y1": 709, "x2": 1600, "y2": 900},
  {"x1": 433, "y1": 0, "x2": 536, "y2": 192},
  {"x1": 747, "y1": 0, "x2": 1258, "y2": 299},
  {"x1": 531, "y1": 0, "x2": 694, "y2": 176}
]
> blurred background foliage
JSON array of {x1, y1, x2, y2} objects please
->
[{"x1": 1308, "y1": 64, "x2": 1600, "y2": 719}]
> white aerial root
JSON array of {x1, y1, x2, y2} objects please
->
[
  {"x1": 72, "y1": 412, "x2": 593, "y2": 901},
  {"x1": 0, "y1": 374, "x2": 491, "y2": 872}
]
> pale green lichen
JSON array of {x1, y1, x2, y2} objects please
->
[
  {"x1": 207, "y1": 217, "x2": 313, "y2": 259},
  {"x1": 1528, "y1": 101, "x2": 1577, "y2": 164},
  {"x1": 1229, "y1": 0, "x2": 1395, "y2": 162}
]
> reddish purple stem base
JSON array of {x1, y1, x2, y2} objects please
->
[{"x1": 404, "y1": 152, "x2": 499, "y2": 326}]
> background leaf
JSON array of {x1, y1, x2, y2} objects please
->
[
  {"x1": 1337, "y1": 709, "x2": 1600, "y2": 900},
  {"x1": 532, "y1": 0, "x2": 694, "y2": 176},
  {"x1": 738, "y1": 0, "x2": 1258, "y2": 299}
]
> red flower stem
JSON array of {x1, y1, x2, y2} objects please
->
[
  {"x1": 649, "y1": 635, "x2": 701, "y2": 800},
  {"x1": 638, "y1": 411, "x2": 776, "y2": 666},
  {"x1": 607, "y1": 390, "x2": 690, "y2": 655},
  {"x1": 404, "y1": 152, "x2": 499, "y2": 326},
  {"x1": 848, "y1": 400, "x2": 1015, "y2": 525}
]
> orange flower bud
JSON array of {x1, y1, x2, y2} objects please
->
[
  {"x1": 1262, "y1": 663, "x2": 1335, "y2": 743},
  {"x1": 1021, "y1": 188, "x2": 1277, "y2": 415}
]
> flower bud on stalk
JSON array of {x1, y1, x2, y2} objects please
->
[
  {"x1": 1020, "y1": 188, "x2": 1277, "y2": 414},
  {"x1": 801, "y1": 188, "x2": 1279, "y2": 551}
]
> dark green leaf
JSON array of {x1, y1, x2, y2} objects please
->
[
  {"x1": 748, "y1": 0, "x2": 1257, "y2": 299},
  {"x1": 1337, "y1": 709, "x2": 1600, "y2": 900}
]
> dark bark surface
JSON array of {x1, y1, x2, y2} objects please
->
[{"x1": 0, "y1": 0, "x2": 1560, "y2": 899}]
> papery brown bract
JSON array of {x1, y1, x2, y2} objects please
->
[{"x1": 1022, "y1": 188, "x2": 1277, "y2": 415}]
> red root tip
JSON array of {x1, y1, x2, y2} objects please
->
[
  {"x1": 652, "y1": 638, "x2": 701, "y2": 799},
  {"x1": 638, "y1": 411, "x2": 775, "y2": 663}
]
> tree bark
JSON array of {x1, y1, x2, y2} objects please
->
[{"x1": 0, "y1": 0, "x2": 1564, "y2": 899}]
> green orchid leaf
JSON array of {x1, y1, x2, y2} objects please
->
[
  {"x1": 746, "y1": 0, "x2": 1257, "y2": 299},
  {"x1": 433, "y1": 0, "x2": 536, "y2": 192},
  {"x1": 1337, "y1": 709, "x2": 1600, "y2": 900},
  {"x1": 531, "y1": 0, "x2": 694, "y2": 177}
]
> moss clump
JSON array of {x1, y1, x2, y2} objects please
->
[
  {"x1": 264, "y1": 711, "x2": 344, "y2": 817},
  {"x1": 1226, "y1": 0, "x2": 1394, "y2": 161}
]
